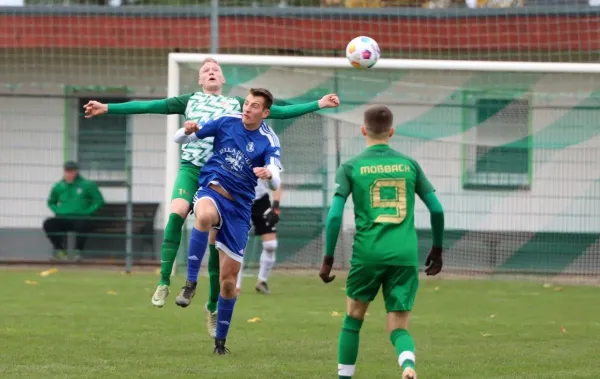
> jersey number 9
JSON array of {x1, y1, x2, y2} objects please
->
[{"x1": 370, "y1": 178, "x2": 407, "y2": 224}]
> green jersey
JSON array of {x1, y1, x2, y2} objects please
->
[
  {"x1": 107, "y1": 93, "x2": 321, "y2": 167},
  {"x1": 334, "y1": 144, "x2": 435, "y2": 266},
  {"x1": 166, "y1": 92, "x2": 243, "y2": 167},
  {"x1": 47, "y1": 175, "x2": 105, "y2": 217}
]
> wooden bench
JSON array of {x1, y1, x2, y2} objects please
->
[{"x1": 82, "y1": 202, "x2": 160, "y2": 259}]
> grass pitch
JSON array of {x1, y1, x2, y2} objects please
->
[{"x1": 1, "y1": 268, "x2": 599, "y2": 379}]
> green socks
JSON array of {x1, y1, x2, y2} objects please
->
[
  {"x1": 206, "y1": 244, "x2": 220, "y2": 313},
  {"x1": 158, "y1": 213, "x2": 185, "y2": 286},
  {"x1": 336, "y1": 321, "x2": 415, "y2": 378},
  {"x1": 390, "y1": 328, "x2": 416, "y2": 370},
  {"x1": 338, "y1": 314, "x2": 363, "y2": 379},
  {"x1": 157, "y1": 213, "x2": 221, "y2": 316}
]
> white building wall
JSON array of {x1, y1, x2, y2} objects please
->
[
  {"x1": 0, "y1": 101, "x2": 168, "y2": 228},
  {"x1": 0, "y1": 50, "x2": 170, "y2": 229},
  {"x1": 0, "y1": 96, "x2": 64, "y2": 228}
]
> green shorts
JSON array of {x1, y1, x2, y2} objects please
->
[
  {"x1": 345, "y1": 263, "x2": 419, "y2": 313},
  {"x1": 171, "y1": 163, "x2": 201, "y2": 203}
]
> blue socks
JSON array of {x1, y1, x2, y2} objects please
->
[
  {"x1": 216, "y1": 294, "x2": 237, "y2": 340},
  {"x1": 186, "y1": 226, "x2": 236, "y2": 341},
  {"x1": 186, "y1": 227, "x2": 209, "y2": 282}
]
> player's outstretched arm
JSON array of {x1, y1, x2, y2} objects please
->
[
  {"x1": 320, "y1": 195, "x2": 346, "y2": 283},
  {"x1": 83, "y1": 94, "x2": 192, "y2": 118},
  {"x1": 421, "y1": 192, "x2": 445, "y2": 276},
  {"x1": 242, "y1": 93, "x2": 339, "y2": 120}
]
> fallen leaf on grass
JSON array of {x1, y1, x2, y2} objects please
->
[
  {"x1": 39, "y1": 268, "x2": 59, "y2": 277},
  {"x1": 247, "y1": 317, "x2": 261, "y2": 323},
  {"x1": 560, "y1": 326, "x2": 567, "y2": 334},
  {"x1": 25, "y1": 280, "x2": 39, "y2": 285},
  {"x1": 107, "y1": 290, "x2": 118, "y2": 295}
]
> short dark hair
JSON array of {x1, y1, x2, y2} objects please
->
[
  {"x1": 364, "y1": 105, "x2": 394, "y2": 137},
  {"x1": 63, "y1": 161, "x2": 79, "y2": 171},
  {"x1": 249, "y1": 88, "x2": 274, "y2": 110}
]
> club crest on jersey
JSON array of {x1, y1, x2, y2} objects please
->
[
  {"x1": 246, "y1": 142, "x2": 255, "y2": 153},
  {"x1": 220, "y1": 147, "x2": 252, "y2": 172},
  {"x1": 225, "y1": 154, "x2": 244, "y2": 172}
]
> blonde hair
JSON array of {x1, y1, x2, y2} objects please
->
[{"x1": 202, "y1": 57, "x2": 219, "y2": 65}]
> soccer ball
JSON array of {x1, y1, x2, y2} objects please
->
[{"x1": 346, "y1": 36, "x2": 380, "y2": 69}]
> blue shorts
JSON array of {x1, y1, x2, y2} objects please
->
[{"x1": 193, "y1": 187, "x2": 251, "y2": 262}]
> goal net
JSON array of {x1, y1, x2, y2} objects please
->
[{"x1": 170, "y1": 54, "x2": 600, "y2": 279}]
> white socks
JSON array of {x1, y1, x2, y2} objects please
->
[
  {"x1": 258, "y1": 240, "x2": 277, "y2": 283},
  {"x1": 235, "y1": 240, "x2": 278, "y2": 290}
]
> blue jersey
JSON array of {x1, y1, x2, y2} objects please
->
[{"x1": 194, "y1": 112, "x2": 282, "y2": 209}]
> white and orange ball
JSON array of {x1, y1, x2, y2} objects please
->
[{"x1": 346, "y1": 36, "x2": 380, "y2": 69}]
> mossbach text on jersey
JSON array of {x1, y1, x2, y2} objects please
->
[{"x1": 360, "y1": 164, "x2": 411, "y2": 175}]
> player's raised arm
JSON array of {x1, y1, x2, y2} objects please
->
[
  {"x1": 320, "y1": 163, "x2": 352, "y2": 284},
  {"x1": 173, "y1": 116, "x2": 223, "y2": 144},
  {"x1": 236, "y1": 93, "x2": 339, "y2": 120},
  {"x1": 415, "y1": 164, "x2": 445, "y2": 276},
  {"x1": 83, "y1": 94, "x2": 192, "y2": 118}
]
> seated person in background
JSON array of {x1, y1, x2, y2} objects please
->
[{"x1": 43, "y1": 161, "x2": 105, "y2": 261}]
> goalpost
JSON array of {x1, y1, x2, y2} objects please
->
[{"x1": 167, "y1": 53, "x2": 600, "y2": 278}]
